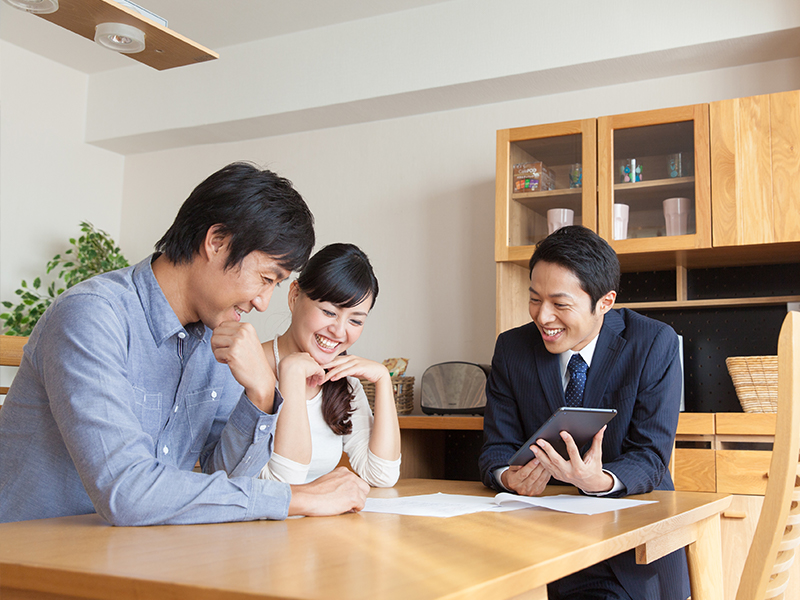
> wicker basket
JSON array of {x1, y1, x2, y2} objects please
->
[
  {"x1": 360, "y1": 376, "x2": 414, "y2": 415},
  {"x1": 725, "y1": 356, "x2": 778, "y2": 413}
]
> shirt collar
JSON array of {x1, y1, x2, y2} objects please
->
[
  {"x1": 558, "y1": 333, "x2": 599, "y2": 379},
  {"x1": 133, "y1": 254, "x2": 208, "y2": 347}
]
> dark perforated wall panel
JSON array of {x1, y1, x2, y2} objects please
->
[
  {"x1": 620, "y1": 263, "x2": 799, "y2": 413},
  {"x1": 639, "y1": 306, "x2": 785, "y2": 413},
  {"x1": 444, "y1": 431, "x2": 483, "y2": 481}
]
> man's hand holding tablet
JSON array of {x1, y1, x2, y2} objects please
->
[
  {"x1": 509, "y1": 407, "x2": 617, "y2": 465},
  {"x1": 503, "y1": 407, "x2": 617, "y2": 496}
]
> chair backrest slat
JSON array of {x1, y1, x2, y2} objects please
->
[{"x1": 736, "y1": 311, "x2": 800, "y2": 600}]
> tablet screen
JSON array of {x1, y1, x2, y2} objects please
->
[{"x1": 508, "y1": 407, "x2": 617, "y2": 466}]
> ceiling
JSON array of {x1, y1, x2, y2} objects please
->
[
  {"x1": 7, "y1": 1, "x2": 800, "y2": 155},
  {"x1": 0, "y1": 0, "x2": 456, "y2": 73}
]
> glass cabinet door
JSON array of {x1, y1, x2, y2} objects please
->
[
  {"x1": 496, "y1": 119, "x2": 597, "y2": 263},
  {"x1": 597, "y1": 104, "x2": 711, "y2": 253}
]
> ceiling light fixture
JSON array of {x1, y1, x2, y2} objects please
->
[
  {"x1": 2, "y1": 0, "x2": 58, "y2": 14},
  {"x1": 6, "y1": 0, "x2": 217, "y2": 70},
  {"x1": 94, "y1": 22, "x2": 145, "y2": 54}
]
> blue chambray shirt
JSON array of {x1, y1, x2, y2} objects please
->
[{"x1": 0, "y1": 256, "x2": 291, "y2": 525}]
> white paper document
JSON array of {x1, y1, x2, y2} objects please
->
[
  {"x1": 494, "y1": 492, "x2": 657, "y2": 515},
  {"x1": 362, "y1": 492, "x2": 656, "y2": 518},
  {"x1": 362, "y1": 493, "x2": 518, "y2": 518}
]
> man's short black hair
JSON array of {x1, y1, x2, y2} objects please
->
[
  {"x1": 529, "y1": 225, "x2": 620, "y2": 311},
  {"x1": 155, "y1": 162, "x2": 315, "y2": 272}
]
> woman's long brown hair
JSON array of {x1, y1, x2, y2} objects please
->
[{"x1": 296, "y1": 243, "x2": 379, "y2": 435}]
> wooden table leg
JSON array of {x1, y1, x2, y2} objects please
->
[{"x1": 685, "y1": 513, "x2": 724, "y2": 600}]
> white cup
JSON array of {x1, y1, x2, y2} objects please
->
[
  {"x1": 663, "y1": 197, "x2": 691, "y2": 236},
  {"x1": 547, "y1": 208, "x2": 574, "y2": 235},
  {"x1": 613, "y1": 203, "x2": 629, "y2": 240}
]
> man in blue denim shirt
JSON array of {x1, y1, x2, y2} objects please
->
[{"x1": 0, "y1": 162, "x2": 370, "y2": 525}]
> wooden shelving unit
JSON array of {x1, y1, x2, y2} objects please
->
[{"x1": 496, "y1": 96, "x2": 800, "y2": 333}]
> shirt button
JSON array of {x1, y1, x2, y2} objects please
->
[
  {"x1": 163, "y1": 446, "x2": 169, "y2": 454},
  {"x1": 211, "y1": 391, "x2": 217, "y2": 399},
  {"x1": 259, "y1": 424, "x2": 267, "y2": 431},
  {"x1": 173, "y1": 405, "x2": 179, "y2": 413},
  {"x1": 178, "y1": 332, "x2": 186, "y2": 339}
]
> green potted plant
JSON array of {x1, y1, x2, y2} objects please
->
[{"x1": 1, "y1": 222, "x2": 129, "y2": 336}]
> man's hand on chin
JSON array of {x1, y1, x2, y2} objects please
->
[{"x1": 211, "y1": 321, "x2": 276, "y2": 413}]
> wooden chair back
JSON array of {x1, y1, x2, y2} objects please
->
[
  {"x1": 737, "y1": 311, "x2": 800, "y2": 599},
  {"x1": 0, "y1": 336, "x2": 28, "y2": 396}
]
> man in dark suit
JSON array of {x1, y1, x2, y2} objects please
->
[{"x1": 479, "y1": 226, "x2": 689, "y2": 600}]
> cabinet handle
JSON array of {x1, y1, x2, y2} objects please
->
[{"x1": 722, "y1": 511, "x2": 747, "y2": 519}]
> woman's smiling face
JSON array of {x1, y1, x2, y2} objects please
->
[{"x1": 286, "y1": 280, "x2": 372, "y2": 365}]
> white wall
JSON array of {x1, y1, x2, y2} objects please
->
[
  {"x1": 118, "y1": 57, "x2": 800, "y2": 412},
  {"x1": 3, "y1": 0, "x2": 800, "y2": 409},
  {"x1": 0, "y1": 41, "x2": 124, "y2": 389},
  {"x1": 83, "y1": 0, "x2": 800, "y2": 154}
]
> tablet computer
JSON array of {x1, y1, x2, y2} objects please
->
[{"x1": 508, "y1": 407, "x2": 617, "y2": 466}]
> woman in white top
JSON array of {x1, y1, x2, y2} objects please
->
[{"x1": 258, "y1": 243, "x2": 401, "y2": 487}]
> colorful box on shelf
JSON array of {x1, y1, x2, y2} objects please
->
[{"x1": 513, "y1": 161, "x2": 555, "y2": 193}]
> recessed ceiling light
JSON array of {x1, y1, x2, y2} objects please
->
[
  {"x1": 2, "y1": 0, "x2": 58, "y2": 14},
  {"x1": 94, "y1": 22, "x2": 146, "y2": 54}
]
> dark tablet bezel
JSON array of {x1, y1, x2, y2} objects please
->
[{"x1": 508, "y1": 407, "x2": 618, "y2": 466}]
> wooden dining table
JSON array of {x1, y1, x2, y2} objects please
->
[{"x1": 0, "y1": 478, "x2": 730, "y2": 600}]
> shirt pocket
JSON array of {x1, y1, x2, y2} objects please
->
[
  {"x1": 186, "y1": 387, "x2": 222, "y2": 453},
  {"x1": 132, "y1": 386, "x2": 163, "y2": 441}
]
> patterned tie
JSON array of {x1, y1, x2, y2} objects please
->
[{"x1": 565, "y1": 354, "x2": 588, "y2": 407}]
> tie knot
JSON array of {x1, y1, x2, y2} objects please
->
[{"x1": 568, "y1": 353, "x2": 587, "y2": 376}]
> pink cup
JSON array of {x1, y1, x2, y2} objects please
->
[
  {"x1": 547, "y1": 208, "x2": 574, "y2": 235},
  {"x1": 663, "y1": 197, "x2": 691, "y2": 236},
  {"x1": 613, "y1": 204, "x2": 629, "y2": 240}
]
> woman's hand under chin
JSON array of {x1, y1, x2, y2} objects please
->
[
  {"x1": 279, "y1": 352, "x2": 327, "y2": 389},
  {"x1": 322, "y1": 354, "x2": 390, "y2": 385}
]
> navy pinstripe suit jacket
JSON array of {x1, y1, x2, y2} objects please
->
[{"x1": 479, "y1": 308, "x2": 690, "y2": 600}]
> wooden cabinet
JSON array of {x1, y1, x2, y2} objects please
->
[
  {"x1": 496, "y1": 105, "x2": 712, "y2": 332},
  {"x1": 711, "y1": 90, "x2": 800, "y2": 247},
  {"x1": 495, "y1": 119, "x2": 596, "y2": 333},
  {"x1": 495, "y1": 95, "x2": 800, "y2": 334},
  {"x1": 495, "y1": 119, "x2": 597, "y2": 263},
  {"x1": 673, "y1": 412, "x2": 776, "y2": 496},
  {"x1": 397, "y1": 416, "x2": 483, "y2": 480},
  {"x1": 597, "y1": 104, "x2": 712, "y2": 254}
]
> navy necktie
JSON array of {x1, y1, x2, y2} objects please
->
[{"x1": 565, "y1": 354, "x2": 588, "y2": 407}]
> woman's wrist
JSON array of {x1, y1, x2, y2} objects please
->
[{"x1": 373, "y1": 374, "x2": 394, "y2": 398}]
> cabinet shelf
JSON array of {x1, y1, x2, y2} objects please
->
[
  {"x1": 511, "y1": 188, "x2": 584, "y2": 217},
  {"x1": 616, "y1": 294, "x2": 800, "y2": 311},
  {"x1": 512, "y1": 188, "x2": 583, "y2": 201},
  {"x1": 613, "y1": 175, "x2": 694, "y2": 193}
]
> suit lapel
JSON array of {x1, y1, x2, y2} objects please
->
[
  {"x1": 583, "y1": 310, "x2": 627, "y2": 408},
  {"x1": 533, "y1": 341, "x2": 564, "y2": 415}
]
